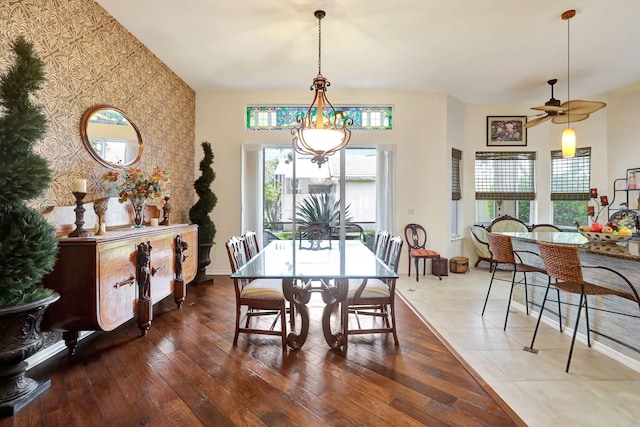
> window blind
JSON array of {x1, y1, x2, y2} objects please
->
[
  {"x1": 550, "y1": 147, "x2": 591, "y2": 201},
  {"x1": 475, "y1": 151, "x2": 537, "y2": 200},
  {"x1": 452, "y1": 148, "x2": 462, "y2": 201}
]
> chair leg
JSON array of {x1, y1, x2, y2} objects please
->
[
  {"x1": 527, "y1": 283, "x2": 551, "y2": 351},
  {"x1": 390, "y1": 301, "x2": 399, "y2": 346},
  {"x1": 341, "y1": 300, "x2": 349, "y2": 353},
  {"x1": 422, "y1": 258, "x2": 426, "y2": 276},
  {"x1": 408, "y1": 255, "x2": 412, "y2": 277},
  {"x1": 280, "y1": 302, "x2": 287, "y2": 352},
  {"x1": 233, "y1": 305, "x2": 241, "y2": 346},
  {"x1": 556, "y1": 286, "x2": 563, "y2": 332},
  {"x1": 482, "y1": 268, "x2": 498, "y2": 316},
  {"x1": 415, "y1": 258, "x2": 419, "y2": 282},
  {"x1": 504, "y1": 270, "x2": 517, "y2": 330},
  {"x1": 566, "y1": 292, "x2": 585, "y2": 373},
  {"x1": 584, "y1": 296, "x2": 591, "y2": 347},
  {"x1": 523, "y1": 273, "x2": 530, "y2": 315}
]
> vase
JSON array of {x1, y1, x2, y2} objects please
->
[
  {"x1": 93, "y1": 198, "x2": 108, "y2": 235},
  {"x1": 193, "y1": 242, "x2": 215, "y2": 284},
  {"x1": 130, "y1": 198, "x2": 146, "y2": 228},
  {"x1": 0, "y1": 293, "x2": 60, "y2": 416}
]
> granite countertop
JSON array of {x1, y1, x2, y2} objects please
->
[{"x1": 496, "y1": 231, "x2": 640, "y2": 262}]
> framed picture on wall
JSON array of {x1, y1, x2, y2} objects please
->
[
  {"x1": 486, "y1": 116, "x2": 527, "y2": 146},
  {"x1": 627, "y1": 167, "x2": 640, "y2": 189}
]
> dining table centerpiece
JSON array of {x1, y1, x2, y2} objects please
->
[{"x1": 103, "y1": 166, "x2": 170, "y2": 228}]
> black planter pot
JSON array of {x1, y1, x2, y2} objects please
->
[
  {"x1": 193, "y1": 242, "x2": 215, "y2": 284},
  {"x1": 0, "y1": 292, "x2": 60, "y2": 416}
]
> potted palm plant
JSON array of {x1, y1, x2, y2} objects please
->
[
  {"x1": 189, "y1": 141, "x2": 217, "y2": 284},
  {"x1": 0, "y1": 37, "x2": 60, "y2": 415}
]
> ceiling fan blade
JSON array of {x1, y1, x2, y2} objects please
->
[
  {"x1": 561, "y1": 100, "x2": 606, "y2": 115},
  {"x1": 525, "y1": 115, "x2": 552, "y2": 128},
  {"x1": 551, "y1": 113, "x2": 590, "y2": 124},
  {"x1": 531, "y1": 105, "x2": 567, "y2": 113}
]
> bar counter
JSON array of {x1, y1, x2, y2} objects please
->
[
  {"x1": 498, "y1": 231, "x2": 640, "y2": 262},
  {"x1": 495, "y1": 231, "x2": 640, "y2": 365}
]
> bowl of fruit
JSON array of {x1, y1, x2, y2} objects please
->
[{"x1": 578, "y1": 222, "x2": 633, "y2": 243}]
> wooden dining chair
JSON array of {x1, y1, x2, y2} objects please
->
[
  {"x1": 342, "y1": 236, "x2": 404, "y2": 351},
  {"x1": 372, "y1": 230, "x2": 390, "y2": 259},
  {"x1": 404, "y1": 223, "x2": 440, "y2": 281},
  {"x1": 226, "y1": 236, "x2": 288, "y2": 351},
  {"x1": 483, "y1": 233, "x2": 558, "y2": 331},
  {"x1": 243, "y1": 230, "x2": 259, "y2": 260},
  {"x1": 297, "y1": 223, "x2": 332, "y2": 250},
  {"x1": 529, "y1": 241, "x2": 640, "y2": 373}
]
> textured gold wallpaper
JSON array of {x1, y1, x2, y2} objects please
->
[{"x1": 0, "y1": 0, "x2": 195, "y2": 223}]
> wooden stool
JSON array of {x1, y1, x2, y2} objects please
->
[{"x1": 450, "y1": 257, "x2": 469, "y2": 273}]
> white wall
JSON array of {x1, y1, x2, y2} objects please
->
[{"x1": 607, "y1": 82, "x2": 640, "y2": 197}]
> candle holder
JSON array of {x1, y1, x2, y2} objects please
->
[
  {"x1": 68, "y1": 191, "x2": 91, "y2": 237},
  {"x1": 159, "y1": 196, "x2": 172, "y2": 226},
  {"x1": 588, "y1": 193, "x2": 609, "y2": 224}
]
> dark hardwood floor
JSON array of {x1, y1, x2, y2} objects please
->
[{"x1": 2, "y1": 276, "x2": 523, "y2": 426}]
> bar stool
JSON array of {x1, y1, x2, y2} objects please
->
[
  {"x1": 529, "y1": 241, "x2": 640, "y2": 372},
  {"x1": 483, "y1": 233, "x2": 559, "y2": 330}
]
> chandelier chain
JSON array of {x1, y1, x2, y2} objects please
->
[
  {"x1": 317, "y1": 13, "x2": 322, "y2": 77},
  {"x1": 567, "y1": 14, "x2": 571, "y2": 126}
]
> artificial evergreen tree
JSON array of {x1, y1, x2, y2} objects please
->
[
  {"x1": 0, "y1": 36, "x2": 60, "y2": 417},
  {"x1": 189, "y1": 141, "x2": 217, "y2": 283},
  {"x1": 0, "y1": 37, "x2": 58, "y2": 308}
]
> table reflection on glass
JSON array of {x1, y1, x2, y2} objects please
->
[{"x1": 231, "y1": 239, "x2": 398, "y2": 351}]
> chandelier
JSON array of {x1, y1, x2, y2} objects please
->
[{"x1": 292, "y1": 10, "x2": 352, "y2": 168}]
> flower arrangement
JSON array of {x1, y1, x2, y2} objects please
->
[{"x1": 102, "y1": 166, "x2": 170, "y2": 205}]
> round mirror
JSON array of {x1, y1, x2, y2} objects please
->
[{"x1": 80, "y1": 105, "x2": 143, "y2": 169}]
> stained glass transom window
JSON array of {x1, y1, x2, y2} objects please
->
[{"x1": 246, "y1": 106, "x2": 392, "y2": 130}]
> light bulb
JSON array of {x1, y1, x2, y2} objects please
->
[{"x1": 562, "y1": 127, "x2": 576, "y2": 157}]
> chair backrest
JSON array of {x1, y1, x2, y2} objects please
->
[
  {"x1": 487, "y1": 215, "x2": 529, "y2": 232},
  {"x1": 345, "y1": 222, "x2": 365, "y2": 241},
  {"x1": 404, "y1": 223, "x2": 427, "y2": 250},
  {"x1": 243, "y1": 230, "x2": 259, "y2": 260},
  {"x1": 373, "y1": 230, "x2": 390, "y2": 259},
  {"x1": 470, "y1": 225, "x2": 488, "y2": 244},
  {"x1": 227, "y1": 235, "x2": 252, "y2": 294},
  {"x1": 536, "y1": 241, "x2": 584, "y2": 283},
  {"x1": 385, "y1": 236, "x2": 404, "y2": 273},
  {"x1": 486, "y1": 232, "x2": 516, "y2": 264},
  {"x1": 297, "y1": 224, "x2": 332, "y2": 250},
  {"x1": 226, "y1": 236, "x2": 246, "y2": 274},
  {"x1": 530, "y1": 224, "x2": 562, "y2": 232},
  {"x1": 469, "y1": 225, "x2": 492, "y2": 258}
]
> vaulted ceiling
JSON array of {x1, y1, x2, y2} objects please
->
[{"x1": 97, "y1": 0, "x2": 640, "y2": 104}]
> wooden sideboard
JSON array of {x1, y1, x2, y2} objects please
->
[{"x1": 42, "y1": 224, "x2": 198, "y2": 353}]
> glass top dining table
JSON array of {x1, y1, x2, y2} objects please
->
[
  {"x1": 231, "y1": 239, "x2": 398, "y2": 280},
  {"x1": 231, "y1": 239, "x2": 398, "y2": 351}
]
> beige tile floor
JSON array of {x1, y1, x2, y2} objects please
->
[{"x1": 396, "y1": 266, "x2": 640, "y2": 427}]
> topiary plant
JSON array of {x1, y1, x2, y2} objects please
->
[
  {"x1": 189, "y1": 141, "x2": 217, "y2": 244},
  {"x1": 0, "y1": 37, "x2": 58, "y2": 308}
]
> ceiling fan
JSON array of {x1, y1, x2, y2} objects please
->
[{"x1": 525, "y1": 78, "x2": 606, "y2": 128}]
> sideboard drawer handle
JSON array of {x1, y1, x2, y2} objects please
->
[{"x1": 114, "y1": 274, "x2": 135, "y2": 288}]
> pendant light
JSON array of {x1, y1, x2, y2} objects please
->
[
  {"x1": 561, "y1": 9, "x2": 576, "y2": 158},
  {"x1": 292, "y1": 10, "x2": 352, "y2": 168}
]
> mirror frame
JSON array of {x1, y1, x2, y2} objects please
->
[{"x1": 80, "y1": 104, "x2": 143, "y2": 169}]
